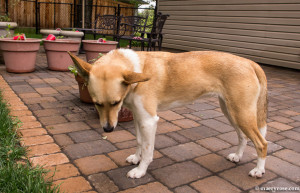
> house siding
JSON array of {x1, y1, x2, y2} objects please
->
[{"x1": 159, "y1": 0, "x2": 300, "y2": 69}]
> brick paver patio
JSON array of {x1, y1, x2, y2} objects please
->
[{"x1": 0, "y1": 49, "x2": 299, "y2": 193}]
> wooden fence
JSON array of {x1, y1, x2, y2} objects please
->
[
  {"x1": 0, "y1": 0, "x2": 134, "y2": 29},
  {"x1": 0, "y1": 0, "x2": 6, "y2": 15}
]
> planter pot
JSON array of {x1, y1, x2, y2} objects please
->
[
  {"x1": 118, "y1": 107, "x2": 134, "y2": 122},
  {"x1": 0, "y1": 22, "x2": 18, "y2": 65},
  {"x1": 60, "y1": 30, "x2": 84, "y2": 41},
  {"x1": 43, "y1": 39, "x2": 81, "y2": 71},
  {"x1": 0, "y1": 22, "x2": 17, "y2": 37},
  {"x1": 60, "y1": 30, "x2": 84, "y2": 54},
  {"x1": 0, "y1": 38, "x2": 41, "y2": 73},
  {"x1": 75, "y1": 75, "x2": 133, "y2": 122},
  {"x1": 0, "y1": 50, "x2": 4, "y2": 64},
  {"x1": 75, "y1": 75, "x2": 93, "y2": 103},
  {"x1": 40, "y1": 29, "x2": 61, "y2": 39},
  {"x1": 82, "y1": 40, "x2": 118, "y2": 62}
]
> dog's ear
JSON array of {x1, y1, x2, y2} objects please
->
[
  {"x1": 68, "y1": 51, "x2": 92, "y2": 80},
  {"x1": 123, "y1": 71, "x2": 150, "y2": 85}
]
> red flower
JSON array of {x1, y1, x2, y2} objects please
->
[
  {"x1": 13, "y1": 34, "x2": 26, "y2": 40},
  {"x1": 46, "y1": 34, "x2": 56, "y2": 41}
]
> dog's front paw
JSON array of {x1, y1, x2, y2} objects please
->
[
  {"x1": 226, "y1": 153, "x2": 240, "y2": 163},
  {"x1": 249, "y1": 167, "x2": 265, "y2": 178},
  {"x1": 127, "y1": 167, "x2": 146, "y2": 179},
  {"x1": 126, "y1": 154, "x2": 140, "y2": 165}
]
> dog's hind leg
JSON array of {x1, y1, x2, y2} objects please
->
[
  {"x1": 126, "y1": 118, "x2": 142, "y2": 165},
  {"x1": 224, "y1": 97, "x2": 267, "y2": 178},
  {"x1": 219, "y1": 97, "x2": 247, "y2": 163}
]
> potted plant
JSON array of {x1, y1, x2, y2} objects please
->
[
  {"x1": 0, "y1": 15, "x2": 17, "y2": 64},
  {"x1": 40, "y1": 28, "x2": 61, "y2": 39},
  {"x1": 68, "y1": 54, "x2": 133, "y2": 122},
  {"x1": 68, "y1": 65, "x2": 93, "y2": 103},
  {"x1": 82, "y1": 38, "x2": 118, "y2": 62},
  {"x1": 60, "y1": 29, "x2": 84, "y2": 41},
  {"x1": 0, "y1": 34, "x2": 41, "y2": 73},
  {"x1": 43, "y1": 34, "x2": 81, "y2": 71},
  {"x1": 0, "y1": 15, "x2": 17, "y2": 37}
]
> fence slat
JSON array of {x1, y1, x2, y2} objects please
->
[{"x1": 1, "y1": 0, "x2": 136, "y2": 29}]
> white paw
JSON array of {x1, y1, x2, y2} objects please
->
[
  {"x1": 126, "y1": 154, "x2": 140, "y2": 165},
  {"x1": 249, "y1": 167, "x2": 265, "y2": 178},
  {"x1": 226, "y1": 153, "x2": 240, "y2": 163},
  {"x1": 127, "y1": 167, "x2": 146, "y2": 179}
]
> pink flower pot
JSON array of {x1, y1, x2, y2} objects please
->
[
  {"x1": 43, "y1": 39, "x2": 81, "y2": 71},
  {"x1": 82, "y1": 40, "x2": 118, "y2": 62},
  {"x1": 118, "y1": 107, "x2": 134, "y2": 122},
  {"x1": 75, "y1": 75, "x2": 133, "y2": 121},
  {"x1": 75, "y1": 75, "x2": 93, "y2": 103},
  {"x1": 0, "y1": 38, "x2": 41, "y2": 73}
]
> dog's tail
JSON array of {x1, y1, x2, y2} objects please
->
[{"x1": 252, "y1": 62, "x2": 268, "y2": 130}]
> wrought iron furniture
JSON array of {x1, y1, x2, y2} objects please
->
[
  {"x1": 144, "y1": 12, "x2": 170, "y2": 51},
  {"x1": 117, "y1": 15, "x2": 149, "y2": 49},
  {"x1": 117, "y1": 13, "x2": 169, "y2": 51},
  {"x1": 92, "y1": 14, "x2": 120, "y2": 40},
  {"x1": 76, "y1": 13, "x2": 169, "y2": 51}
]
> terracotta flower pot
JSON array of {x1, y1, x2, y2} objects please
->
[
  {"x1": 82, "y1": 40, "x2": 118, "y2": 62},
  {"x1": 0, "y1": 50, "x2": 4, "y2": 64},
  {"x1": 60, "y1": 30, "x2": 84, "y2": 54},
  {"x1": 0, "y1": 22, "x2": 18, "y2": 65},
  {"x1": 118, "y1": 107, "x2": 134, "y2": 122},
  {"x1": 40, "y1": 29, "x2": 61, "y2": 39},
  {"x1": 75, "y1": 75, "x2": 133, "y2": 121},
  {"x1": 75, "y1": 75, "x2": 93, "y2": 103},
  {"x1": 60, "y1": 30, "x2": 84, "y2": 41},
  {"x1": 43, "y1": 39, "x2": 81, "y2": 71},
  {"x1": 0, "y1": 22, "x2": 17, "y2": 37},
  {"x1": 0, "y1": 38, "x2": 41, "y2": 73}
]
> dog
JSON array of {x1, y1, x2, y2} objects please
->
[{"x1": 68, "y1": 49, "x2": 268, "y2": 179}]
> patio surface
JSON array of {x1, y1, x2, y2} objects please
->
[{"x1": 0, "y1": 49, "x2": 299, "y2": 193}]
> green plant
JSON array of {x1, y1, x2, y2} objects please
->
[
  {"x1": 0, "y1": 15, "x2": 11, "y2": 22},
  {"x1": 0, "y1": 89, "x2": 61, "y2": 193},
  {"x1": 89, "y1": 53, "x2": 104, "y2": 63},
  {"x1": 5, "y1": 24, "x2": 13, "y2": 37},
  {"x1": 68, "y1": 65, "x2": 78, "y2": 76},
  {"x1": 0, "y1": 24, "x2": 13, "y2": 38},
  {"x1": 68, "y1": 53, "x2": 104, "y2": 76}
]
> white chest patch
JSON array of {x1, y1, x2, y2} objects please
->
[{"x1": 117, "y1": 49, "x2": 141, "y2": 73}]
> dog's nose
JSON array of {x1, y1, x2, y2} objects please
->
[{"x1": 103, "y1": 124, "x2": 114, "y2": 133}]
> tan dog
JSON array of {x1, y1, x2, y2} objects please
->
[{"x1": 68, "y1": 49, "x2": 268, "y2": 179}]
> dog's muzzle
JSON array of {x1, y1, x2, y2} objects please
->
[{"x1": 103, "y1": 123, "x2": 114, "y2": 133}]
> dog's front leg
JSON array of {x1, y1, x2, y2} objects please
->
[
  {"x1": 127, "y1": 115, "x2": 159, "y2": 179},
  {"x1": 126, "y1": 119, "x2": 142, "y2": 165}
]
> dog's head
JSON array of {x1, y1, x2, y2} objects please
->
[{"x1": 68, "y1": 51, "x2": 149, "y2": 132}]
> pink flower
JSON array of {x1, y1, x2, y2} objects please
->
[
  {"x1": 97, "y1": 38, "x2": 107, "y2": 43},
  {"x1": 13, "y1": 34, "x2": 26, "y2": 40},
  {"x1": 133, "y1": 36, "x2": 143, "y2": 40},
  {"x1": 46, "y1": 34, "x2": 56, "y2": 41}
]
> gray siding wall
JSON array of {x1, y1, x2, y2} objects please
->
[{"x1": 159, "y1": 0, "x2": 300, "y2": 69}]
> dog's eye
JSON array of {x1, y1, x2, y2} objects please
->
[
  {"x1": 111, "y1": 100, "x2": 121, "y2": 106},
  {"x1": 95, "y1": 103, "x2": 104, "y2": 107}
]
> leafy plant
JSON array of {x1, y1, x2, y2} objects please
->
[
  {"x1": 89, "y1": 53, "x2": 104, "y2": 63},
  {"x1": 0, "y1": 89, "x2": 61, "y2": 193},
  {"x1": 68, "y1": 65, "x2": 78, "y2": 76},
  {"x1": 68, "y1": 53, "x2": 104, "y2": 76},
  {"x1": 0, "y1": 15, "x2": 11, "y2": 22},
  {"x1": 5, "y1": 24, "x2": 13, "y2": 37}
]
